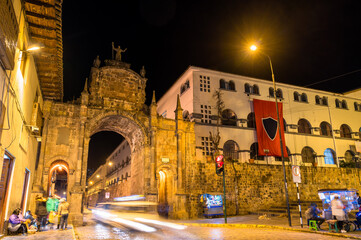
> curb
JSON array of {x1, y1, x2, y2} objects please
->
[
  {"x1": 70, "y1": 224, "x2": 79, "y2": 240},
  {"x1": 180, "y1": 223, "x2": 361, "y2": 239}
]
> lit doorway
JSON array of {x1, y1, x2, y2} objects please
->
[
  {"x1": 158, "y1": 170, "x2": 172, "y2": 217},
  {"x1": 48, "y1": 161, "x2": 69, "y2": 199}
]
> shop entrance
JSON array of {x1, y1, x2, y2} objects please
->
[{"x1": 158, "y1": 170, "x2": 173, "y2": 217}]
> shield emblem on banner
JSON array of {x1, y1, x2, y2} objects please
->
[{"x1": 262, "y1": 117, "x2": 278, "y2": 140}]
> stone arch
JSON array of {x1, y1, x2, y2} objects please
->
[
  {"x1": 86, "y1": 111, "x2": 148, "y2": 152},
  {"x1": 85, "y1": 112, "x2": 151, "y2": 201}
]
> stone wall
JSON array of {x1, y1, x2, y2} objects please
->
[{"x1": 186, "y1": 162, "x2": 361, "y2": 219}]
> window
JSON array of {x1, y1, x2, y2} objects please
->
[
  {"x1": 298, "y1": 119, "x2": 311, "y2": 134},
  {"x1": 201, "y1": 136, "x2": 213, "y2": 156},
  {"x1": 341, "y1": 100, "x2": 348, "y2": 109},
  {"x1": 322, "y1": 97, "x2": 328, "y2": 106},
  {"x1": 315, "y1": 95, "x2": 321, "y2": 105},
  {"x1": 320, "y1": 121, "x2": 332, "y2": 136},
  {"x1": 269, "y1": 87, "x2": 274, "y2": 97},
  {"x1": 253, "y1": 85, "x2": 259, "y2": 95},
  {"x1": 355, "y1": 102, "x2": 359, "y2": 111},
  {"x1": 324, "y1": 148, "x2": 336, "y2": 165},
  {"x1": 220, "y1": 79, "x2": 226, "y2": 89},
  {"x1": 276, "y1": 88, "x2": 283, "y2": 98},
  {"x1": 244, "y1": 83, "x2": 251, "y2": 93},
  {"x1": 301, "y1": 146, "x2": 316, "y2": 163},
  {"x1": 340, "y1": 124, "x2": 352, "y2": 138},
  {"x1": 223, "y1": 140, "x2": 239, "y2": 159},
  {"x1": 221, "y1": 109, "x2": 237, "y2": 126},
  {"x1": 180, "y1": 80, "x2": 190, "y2": 94},
  {"x1": 201, "y1": 105, "x2": 212, "y2": 123},
  {"x1": 183, "y1": 110, "x2": 190, "y2": 121},
  {"x1": 229, "y1": 81, "x2": 235, "y2": 91},
  {"x1": 294, "y1": 92, "x2": 300, "y2": 101},
  {"x1": 345, "y1": 150, "x2": 355, "y2": 162},
  {"x1": 301, "y1": 93, "x2": 308, "y2": 102},
  {"x1": 247, "y1": 112, "x2": 255, "y2": 128},
  {"x1": 335, "y1": 99, "x2": 341, "y2": 108},
  {"x1": 250, "y1": 142, "x2": 264, "y2": 160},
  {"x1": 219, "y1": 79, "x2": 235, "y2": 91},
  {"x1": 200, "y1": 75, "x2": 210, "y2": 92}
]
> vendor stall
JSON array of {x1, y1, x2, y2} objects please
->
[
  {"x1": 317, "y1": 189, "x2": 358, "y2": 220},
  {"x1": 200, "y1": 193, "x2": 224, "y2": 218}
]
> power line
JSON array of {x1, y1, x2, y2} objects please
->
[{"x1": 304, "y1": 68, "x2": 361, "y2": 87}]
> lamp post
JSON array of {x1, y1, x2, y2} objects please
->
[{"x1": 250, "y1": 45, "x2": 292, "y2": 226}]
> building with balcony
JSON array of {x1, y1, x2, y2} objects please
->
[{"x1": 157, "y1": 66, "x2": 361, "y2": 168}]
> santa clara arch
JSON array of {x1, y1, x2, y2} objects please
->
[{"x1": 30, "y1": 58, "x2": 195, "y2": 225}]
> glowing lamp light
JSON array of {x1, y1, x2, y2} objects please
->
[
  {"x1": 96, "y1": 175, "x2": 100, "y2": 178},
  {"x1": 89, "y1": 181, "x2": 93, "y2": 185},
  {"x1": 27, "y1": 46, "x2": 41, "y2": 52},
  {"x1": 108, "y1": 162, "x2": 113, "y2": 166},
  {"x1": 250, "y1": 45, "x2": 257, "y2": 51},
  {"x1": 58, "y1": 166, "x2": 62, "y2": 171}
]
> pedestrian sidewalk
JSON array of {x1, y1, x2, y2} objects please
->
[
  {"x1": 0, "y1": 225, "x2": 75, "y2": 240},
  {"x1": 177, "y1": 214, "x2": 361, "y2": 239}
]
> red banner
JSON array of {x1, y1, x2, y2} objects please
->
[{"x1": 253, "y1": 99, "x2": 288, "y2": 157}]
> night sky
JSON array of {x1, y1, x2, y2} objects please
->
[{"x1": 62, "y1": 0, "x2": 361, "y2": 173}]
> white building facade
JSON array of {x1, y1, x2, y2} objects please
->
[{"x1": 157, "y1": 66, "x2": 361, "y2": 167}]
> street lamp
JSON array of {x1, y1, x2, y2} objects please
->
[{"x1": 249, "y1": 44, "x2": 292, "y2": 227}]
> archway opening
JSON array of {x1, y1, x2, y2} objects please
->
[
  {"x1": 86, "y1": 131, "x2": 130, "y2": 207},
  {"x1": 48, "y1": 161, "x2": 69, "y2": 199},
  {"x1": 157, "y1": 170, "x2": 172, "y2": 217}
]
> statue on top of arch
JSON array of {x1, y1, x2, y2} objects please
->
[{"x1": 112, "y1": 42, "x2": 127, "y2": 61}]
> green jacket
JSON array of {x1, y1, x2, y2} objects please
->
[{"x1": 46, "y1": 198, "x2": 59, "y2": 212}]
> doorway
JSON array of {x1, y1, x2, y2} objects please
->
[
  {"x1": 0, "y1": 152, "x2": 14, "y2": 233},
  {"x1": 48, "y1": 161, "x2": 69, "y2": 199}
]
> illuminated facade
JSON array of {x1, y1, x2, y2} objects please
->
[
  {"x1": 0, "y1": 0, "x2": 44, "y2": 233},
  {"x1": 157, "y1": 66, "x2": 361, "y2": 167}
]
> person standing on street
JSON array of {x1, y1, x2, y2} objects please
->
[
  {"x1": 331, "y1": 194, "x2": 346, "y2": 232},
  {"x1": 58, "y1": 198, "x2": 70, "y2": 230}
]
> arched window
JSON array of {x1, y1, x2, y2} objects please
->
[
  {"x1": 301, "y1": 146, "x2": 316, "y2": 163},
  {"x1": 324, "y1": 148, "x2": 336, "y2": 165},
  {"x1": 341, "y1": 100, "x2": 348, "y2": 109},
  {"x1": 244, "y1": 83, "x2": 251, "y2": 93},
  {"x1": 355, "y1": 102, "x2": 359, "y2": 111},
  {"x1": 345, "y1": 150, "x2": 355, "y2": 162},
  {"x1": 269, "y1": 87, "x2": 274, "y2": 97},
  {"x1": 294, "y1": 92, "x2": 300, "y2": 101},
  {"x1": 220, "y1": 79, "x2": 226, "y2": 89},
  {"x1": 182, "y1": 110, "x2": 190, "y2": 121},
  {"x1": 223, "y1": 140, "x2": 239, "y2": 159},
  {"x1": 335, "y1": 99, "x2": 341, "y2": 108},
  {"x1": 250, "y1": 142, "x2": 264, "y2": 160},
  {"x1": 221, "y1": 109, "x2": 237, "y2": 126},
  {"x1": 253, "y1": 84, "x2": 259, "y2": 95},
  {"x1": 276, "y1": 88, "x2": 283, "y2": 98},
  {"x1": 315, "y1": 95, "x2": 321, "y2": 105},
  {"x1": 322, "y1": 97, "x2": 328, "y2": 106},
  {"x1": 320, "y1": 121, "x2": 332, "y2": 136},
  {"x1": 247, "y1": 112, "x2": 255, "y2": 128},
  {"x1": 340, "y1": 124, "x2": 352, "y2": 138},
  {"x1": 229, "y1": 81, "x2": 235, "y2": 90},
  {"x1": 298, "y1": 119, "x2": 311, "y2": 134},
  {"x1": 301, "y1": 93, "x2": 308, "y2": 102}
]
